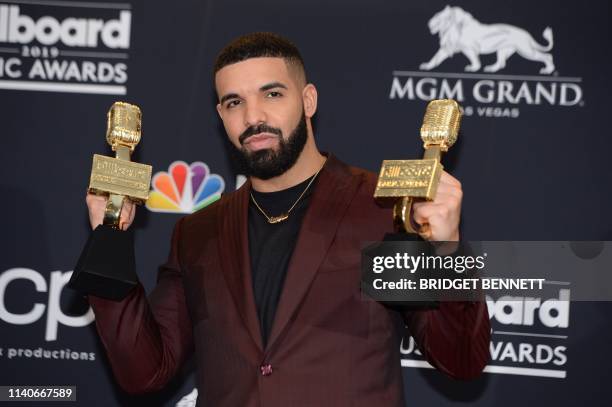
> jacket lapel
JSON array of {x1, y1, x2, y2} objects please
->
[
  {"x1": 266, "y1": 155, "x2": 363, "y2": 351},
  {"x1": 217, "y1": 179, "x2": 264, "y2": 352}
]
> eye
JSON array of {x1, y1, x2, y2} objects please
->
[
  {"x1": 266, "y1": 91, "x2": 282, "y2": 98},
  {"x1": 226, "y1": 99, "x2": 241, "y2": 109}
]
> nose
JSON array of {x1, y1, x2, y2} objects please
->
[{"x1": 243, "y1": 99, "x2": 267, "y2": 128}]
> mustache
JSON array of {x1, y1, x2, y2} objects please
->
[{"x1": 239, "y1": 124, "x2": 283, "y2": 145}]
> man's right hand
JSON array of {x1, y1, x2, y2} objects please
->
[{"x1": 86, "y1": 193, "x2": 136, "y2": 231}]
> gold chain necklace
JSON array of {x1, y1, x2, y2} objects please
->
[{"x1": 250, "y1": 160, "x2": 326, "y2": 224}]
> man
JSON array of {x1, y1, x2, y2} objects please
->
[{"x1": 86, "y1": 32, "x2": 490, "y2": 406}]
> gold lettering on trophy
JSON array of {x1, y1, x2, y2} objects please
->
[
  {"x1": 93, "y1": 157, "x2": 150, "y2": 182},
  {"x1": 90, "y1": 174, "x2": 148, "y2": 191},
  {"x1": 378, "y1": 179, "x2": 430, "y2": 188}
]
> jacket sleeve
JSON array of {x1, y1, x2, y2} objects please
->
[
  {"x1": 403, "y1": 298, "x2": 491, "y2": 379},
  {"x1": 382, "y1": 232, "x2": 491, "y2": 379},
  {"x1": 87, "y1": 218, "x2": 194, "y2": 393}
]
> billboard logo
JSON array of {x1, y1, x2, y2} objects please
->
[
  {"x1": 401, "y1": 287, "x2": 570, "y2": 378},
  {"x1": 0, "y1": 1, "x2": 132, "y2": 95},
  {"x1": 0, "y1": 5, "x2": 130, "y2": 48},
  {"x1": 146, "y1": 161, "x2": 225, "y2": 214}
]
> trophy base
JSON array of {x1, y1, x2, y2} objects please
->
[{"x1": 69, "y1": 224, "x2": 138, "y2": 301}]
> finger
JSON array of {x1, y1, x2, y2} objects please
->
[
  {"x1": 121, "y1": 201, "x2": 133, "y2": 219},
  {"x1": 413, "y1": 210, "x2": 448, "y2": 241},
  {"x1": 413, "y1": 198, "x2": 461, "y2": 224},
  {"x1": 128, "y1": 202, "x2": 136, "y2": 222},
  {"x1": 86, "y1": 193, "x2": 107, "y2": 205},
  {"x1": 412, "y1": 199, "x2": 452, "y2": 212},
  {"x1": 436, "y1": 178, "x2": 462, "y2": 193},
  {"x1": 421, "y1": 214, "x2": 444, "y2": 240},
  {"x1": 431, "y1": 188, "x2": 462, "y2": 204},
  {"x1": 418, "y1": 223, "x2": 432, "y2": 241},
  {"x1": 127, "y1": 202, "x2": 135, "y2": 224},
  {"x1": 436, "y1": 180, "x2": 462, "y2": 198},
  {"x1": 433, "y1": 184, "x2": 462, "y2": 206},
  {"x1": 119, "y1": 201, "x2": 135, "y2": 231},
  {"x1": 439, "y1": 170, "x2": 461, "y2": 188},
  {"x1": 412, "y1": 203, "x2": 451, "y2": 225},
  {"x1": 432, "y1": 195, "x2": 462, "y2": 214},
  {"x1": 86, "y1": 194, "x2": 107, "y2": 228}
]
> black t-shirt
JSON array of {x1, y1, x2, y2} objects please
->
[{"x1": 248, "y1": 175, "x2": 317, "y2": 346}]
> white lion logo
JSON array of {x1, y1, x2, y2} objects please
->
[{"x1": 419, "y1": 5, "x2": 555, "y2": 74}]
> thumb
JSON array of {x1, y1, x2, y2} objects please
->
[{"x1": 119, "y1": 200, "x2": 136, "y2": 231}]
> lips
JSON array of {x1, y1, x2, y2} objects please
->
[{"x1": 243, "y1": 133, "x2": 278, "y2": 150}]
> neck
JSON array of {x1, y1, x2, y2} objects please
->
[{"x1": 250, "y1": 135, "x2": 326, "y2": 193}]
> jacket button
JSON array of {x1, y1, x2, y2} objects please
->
[{"x1": 260, "y1": 363, "x2": 273, "y2": 376}]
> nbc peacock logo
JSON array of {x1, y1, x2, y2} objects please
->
[{"x1": 146, "y1": 161, "x2": 225, "y2": 214}]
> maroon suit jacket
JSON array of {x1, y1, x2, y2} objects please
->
[{"x1": 89, "y1": 154, "x2": 490, "y2": 406}]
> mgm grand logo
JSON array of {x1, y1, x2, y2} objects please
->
[{"x1": 389, "y1": 6, "x2": 584, "y2": 118}]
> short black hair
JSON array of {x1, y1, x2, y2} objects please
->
[{"x1": 214, "y1": 32, "x2": 306, "y2": 82}]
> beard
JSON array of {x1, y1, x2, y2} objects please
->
[{"x1": 234, "y1": 111, "x2": 308, "y2": 180}]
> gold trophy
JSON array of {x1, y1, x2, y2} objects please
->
[
  {"x1": 70, "y1": 102, "x2": 152, "y2": 300},
  {"x1": 374, "y1": 99, "x2": 461, "y2": 236},
  {"x1": 88, "y1": 102, "x2": 152, "y2": 228}
]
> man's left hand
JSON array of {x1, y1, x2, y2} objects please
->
[{"x1": 411, "y1": 170, "x2": 462, "y2": 242}]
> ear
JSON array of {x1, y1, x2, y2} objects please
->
[
  {"x1": 216, "y1": 103, "x2": 223, "y2": 120},
  {"x1": 302, "y1": 83, "x2": 318, "y2": 119},
  {"x1": 214, "y1": 76, "x2": 224, "y2": 119}
]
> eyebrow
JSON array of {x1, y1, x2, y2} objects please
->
[
  {"x1": 260, "y1": 82, "x2": 288, "y2": 92},
  {"x1": 219, "y1": 82, "x2": 289, "y2": 105},
  {"x1": 220, "y1": 93, "x2": 239, "y2": 105}
]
